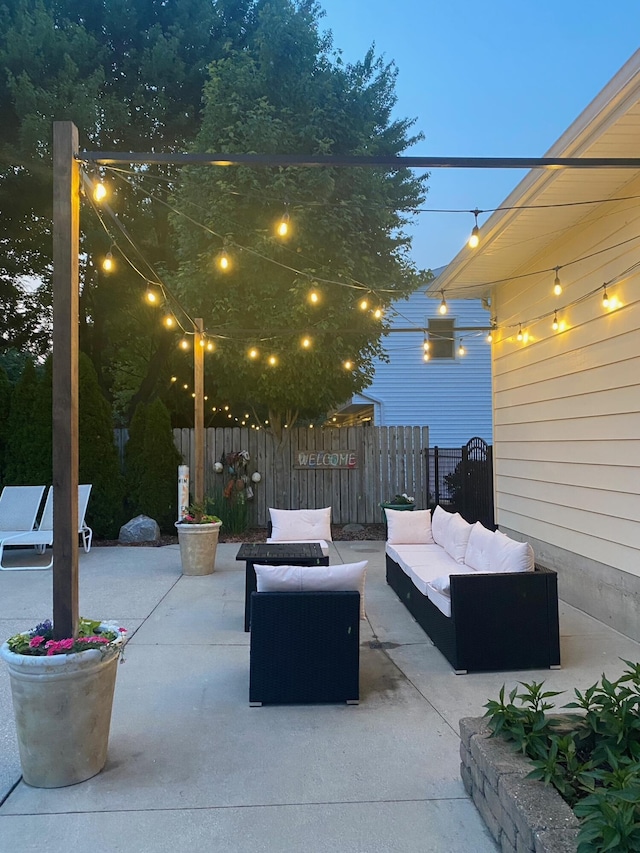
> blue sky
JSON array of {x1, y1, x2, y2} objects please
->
[{"x1": 317, "y1": 0, "x2": 640, "y2": 271}]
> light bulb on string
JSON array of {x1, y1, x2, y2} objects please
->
[
  {"x1": 276, "y1": 206, "x2": 290, "y2": 238},
  {"x1": 163, "y1": 313, "x2": 175, "y2": 329},
  {"x1": 517, "y1": 324, "x2": 523, "y2": 342},
  {"x1": 308, "y1": 288, "x2": 320, "y2": 305},
  {"x1": 439, "y1": 292, "x2": 448, "y2": 315},
  {"x1": 248, "y1": 347, "x2": 259, "y2": 360},
  {"x1": 373, "y1": 308, "x2": 383, "y2": 320},
  {"x1": 268, "y1": 355, "x2": 278, "y2": 366},
  {"x1": 552, "y1": 310, "x2": 559, "y2": 331},
  {"x1": 301, "y1": 336, "x2": 312, "y2": 349},
  {"x1": 358, "y1": 297, "x2": 369, "y2": 311},
  {"x1": 206, "y1": 340, "x2": 215, "y2": 352},
  {"x1": 343, "y1": 360, "x2": 353, "y2": 370},
  {"x1": 216, "y1": 248, "x2": 231, "y2": 272},
  {"x1": 467, "y1": 209, "x2": 481, "y2": 249},
  {"x1": 145, "y1": 285, "x2": 160, "y2": 305},
  {"x1": 423, "y1": 350, "x2": 430, "y2": 362},
  {"x1": 93, "y1": 181, "x2": 107, "y2": 202},
  {"x1": 179, "y1": 338, "x2": 189, "y2": 351},
  {"x1": 458, "y1": 340, "x2": 465, "y2": 357},
  {"x1": 199, "y1": 334, "x2": 206, "y2": 348},
  {"x1": 553, "y1": 267, "x2": 562, "y2": 296},
  {"x1": 102, "y1": 251, "x2": 114, "y2": 273},
  {"x1": 486, "y1": 331, "x2": 493, "y2": 343},
  {"x1": 602, "y1": 285, "x2": 609, "y2": 308},
  {"x1": 423, "y1": 337, "x2": 429, "y2": 353}
]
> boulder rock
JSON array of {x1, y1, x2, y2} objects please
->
[{"x1": 119, "y1": 515, "x2": 161, "y2": 544}]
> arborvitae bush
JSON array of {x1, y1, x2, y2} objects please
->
[
  {"x1": 78, "y1": 353, "x2": 125, "y2": 539},
  {"x1": 0, "y1": 365, "x2": 13, "y2": 483},
  {"x1": 3, "y1": 359, "x2": 49, "y2": 484},
  {"x1": 124, "y1": 398, "x2": 182, "y2": 532}
]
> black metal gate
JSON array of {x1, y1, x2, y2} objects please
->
[{"x1": 428, "y1": 437, "x2": 495, "y2": 529}]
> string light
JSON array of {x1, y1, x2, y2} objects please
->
[
  {"x1": 373, "y1": 308, "x2": 383, "y2": 320},
  {"x1": 468, "y1": 209, "x2": 481, "y2": 249},
  {"x1": 102, "y1": 251, "x2": 114, "y2": 272},
  {"x1": 486, "y1": 330, "x2": 493, "y2": 343},
  {"x1": 553, "y1": 267, "x2": 562, "y2": 296},
  {"x1": 602, "y1": 285, "x2": 609, "y2": 308},
  {"x1": 163, "y1": 313, "x2": 175, "y2": 328},
  {"x1": 517, "y1": 324, "x2": 523, "y2": 342},
  {"x1": 145, "y1": 285, "x2": 159, "y2": 304},
  {"x1": 301, "y1": 336, "x2": 312, "y2": 349},
  {"x1": 179, "y1": 338, "x2": 189, "y2": 350},
  {"x1": 268, "y1": 355, "x2": 278, "y2": 366},
  {"x1": 217, "y1": 248, "x2": 231, "y2": 271},
  {"x1": 93, "y1": 181, "x2": 107, "y2": 202},
  {"x1": 552, "y1": 310, "x2": 559, "y2": 331},
  {"x1": 276, "y1": 206, "x2": 290, "y2": 238},
  {"x1": 308, "y1": 288, "x2": 320, "y2": 305},
  {"x1": 248, "y1": 347, "x2": 259, "y2": 359},
  {"x1": 343, "y1": 360, "x2": 353, "y2": 370},
  {"x1": 206, "y1": 340, "x2": 215, "y2": 352},
  {"x1": 439, "y1": 292, "x2": 448, "y2": 315},
  {"x1": 359, "y1": 297, "x2": 369, "y2": 311},
  {"x1": 458, "y1": 340, "x2": 466, "y2": 357}
]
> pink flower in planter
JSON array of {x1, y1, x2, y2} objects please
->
[{"x1": 29, "y1": 635, "x2": 46, "y2": 649}]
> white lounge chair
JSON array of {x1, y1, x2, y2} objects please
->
[
  {"x1": 0, "y1": 485, "x2": 45, "y2": 534},
  {"x1": 0, "y1": 484, "x2": 93, "y2": 571}
]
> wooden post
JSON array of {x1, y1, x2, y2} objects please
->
[
  {"x1": 194, "y1": 318, "x2": 204, "y2": 505},
  {"x1": 52, "y1": 121, "x2": 80, "y2": 639}
]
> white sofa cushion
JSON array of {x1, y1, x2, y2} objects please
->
[
  {"x1": 464, "y1": 522, "x2": 494, "y2": 572},
  {"x1": 386, "y1": 508, "x2": 434, "y2": 545},
  {"x1": 269, "y1": 507, "x2": 332, "y2": 542},
  {"x1": 443, "y1": 512, "x2": 472, "y2": 565},
  {"x1": 254, "y1": 561, "x2": 367, "y2": 619},
  {"x1": 431, "y1": 505, "x2": 454, "y2": 547},
  {"x1": 489, "y1": 531, "x2": 535, "y2": 573}
]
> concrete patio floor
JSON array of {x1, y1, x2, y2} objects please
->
[{"x1": 1, "y1": 540, "x2": 640, "y2": 853}]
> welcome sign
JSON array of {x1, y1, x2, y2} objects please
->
[{"x1": 295, "y1": 451, "x2": 357, "y2": 469}]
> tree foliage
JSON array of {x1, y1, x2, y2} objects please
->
[
  {"x1": 124, "y1": 398, "x2": 182, "y2": 532},
  {"x1": 171, "y1": 0, "x2": 429, "y2": 433}
]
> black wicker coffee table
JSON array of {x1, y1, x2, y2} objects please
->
[{"x1": 236, "y1": 542, "x2": 330, "y2": 631}]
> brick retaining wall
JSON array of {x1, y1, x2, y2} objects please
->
[{"x1": 460, "y1": 717, "x2": 579, "y2": 853}]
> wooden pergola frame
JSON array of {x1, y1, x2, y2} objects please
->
[{"x1": 52, "y1": 120, "x2": 640, "y2": 638}]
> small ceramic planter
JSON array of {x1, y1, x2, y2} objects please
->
[{"x1": 175, "y1": 521, "x2": 222, "y2": 575}]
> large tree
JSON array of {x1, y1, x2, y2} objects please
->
[
  {"x1": 171, "y1": 0, "x2": 429, "y2": 437},
  {"x1": 0, "y1": 0, "x2": 257, "y2": 402}
]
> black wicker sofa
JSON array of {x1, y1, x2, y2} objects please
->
[{"x1": 384, "y1": 506, "x2": 561, "y2": 674}]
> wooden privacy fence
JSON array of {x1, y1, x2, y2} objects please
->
[{"x1": 171, "y1": 425, "x2": 429, "y2": 526}]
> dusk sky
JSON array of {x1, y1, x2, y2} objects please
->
[{"x1": 317, "y1": 1, "x2": 640, "y2": 272}]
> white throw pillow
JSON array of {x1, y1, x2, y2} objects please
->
[
  {"x1": 386, "y1": 509, "x2": 434, "y2": 545},
  {"x1": 254, "y1": 560, "x2": 367, "y2": 619},
  {"x1": 489, "y1": 531, "x2": 535, "y2": 574},
  {"x1": 269, "y1": 507, "x2": 332, "y2": 542},
  {"x1": 442, "y1": 512, "x2": 472, "y2": 564},
  {"x1": 431, "y1": 505, "x2": 453, "y2": 547},
  {"x1": 464, "y1": 522, "x2": 495, "y2": 572}
]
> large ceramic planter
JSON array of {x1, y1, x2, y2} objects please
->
[
  {"x1": 175, "y1": 521, "x2": 222, "y2": 575},
  {"x1": 0, "y1": 633, "x2": 124, "y2": 788}
]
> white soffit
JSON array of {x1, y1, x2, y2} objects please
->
[{"x1": 428, "y1": 49, "x2": 640, "y2": 300}]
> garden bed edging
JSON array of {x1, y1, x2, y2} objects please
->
[{"x1": 460, "y1": 717, "x2": 580, "y2": 853}]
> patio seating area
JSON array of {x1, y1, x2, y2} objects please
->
[{"x1": 2, "y1": 539, "x2": 640, "y2": 852}]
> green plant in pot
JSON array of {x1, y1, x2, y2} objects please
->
[
  {"x1": 175, "y1": 502, "x2": 223, "y2": 575},
  {"x1": 380, "y1": 492, "x2": 415, "y2": 518},
  {"x1": 0, "y1": 617, "x2": 127, "y2": 788}
]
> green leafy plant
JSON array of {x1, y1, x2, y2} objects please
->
[
  {"x1": 6, "y1": 618, "x2": 126, "y2": 657},
  {"x1": 177, "y1": 502, "x2": 221, "y2": 525},
  {"x1": 388, "y1": 493, "x2": 415, "y2": 505},
  {"x1": 484, "y1": 662, "x2": 640, "y2": 852}
]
